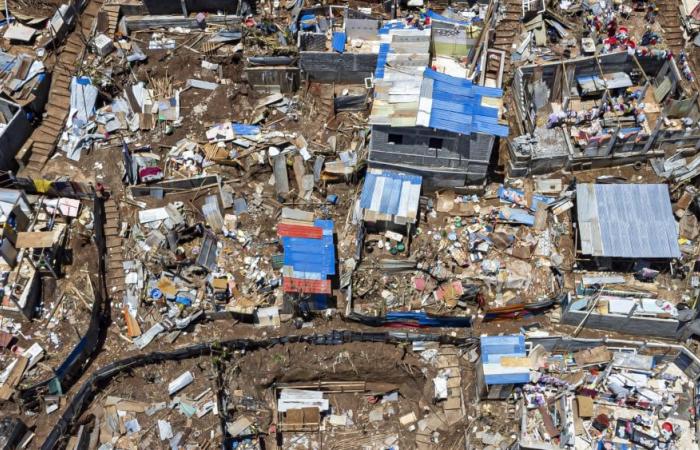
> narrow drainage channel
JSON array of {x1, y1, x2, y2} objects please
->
[{"x1": 40, "y1": 330, "x2": 478, "y2": 450}]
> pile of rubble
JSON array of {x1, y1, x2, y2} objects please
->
[{"x1": 1, "y1": 0, "x2": 700, "y2": 447}]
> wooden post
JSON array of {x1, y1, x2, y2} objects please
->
[{"x1": 180, "y1": 0, "x2": 188, "y2": 18}]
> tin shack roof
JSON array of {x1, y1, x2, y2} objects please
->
[
  {"x1": 576, "y1": 183, "x2": 681, "y2": 259},
  {"x1": 369, "y1": 27, "x2": 508, "y2": 138},
  {"x1": 416, "y1": 68, "x2": 508, "y2": 137},
  {"x1": 279, "y1": 219, "x2": 336, "y2": 294},
  {"x1": 360, "y1": 169, "x2": 422, "y2": 225}
]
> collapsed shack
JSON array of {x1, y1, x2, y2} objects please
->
[
  {"x1": 0, "y1": 46, "x2": 50, "y2": 170},
  {"x1": 509, "y1": 52, "x2": 700, "y2": 176},
  {"x1": 36, "y1": 330, "x2": 478, "y2": 450},
  {"x1": 474, "y1": 335, "x2": 700, "y2": 449},
  {"x1": 0, "y1": 175, "x2": 105, "y2": 450},
  {"x1": 225, "y1": 341, "x2": 469, "y2": 449},
  {"x1": 0, "y1": 177, "x2": 94, "y2": 321},
  {"x1": 17, "y1": 189, "x2": 107, "y2": 403},
  {"x1": 297, "y1": 6, "x2": 379, "y2": 84}
]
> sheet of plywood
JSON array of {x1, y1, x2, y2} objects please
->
[{"x1": 15, "y1": 231, "x2": 59, "y2": 248}]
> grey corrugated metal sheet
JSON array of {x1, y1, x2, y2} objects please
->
[{"x1": 576, "y1": 183, "x2": 680, "y2": 258}]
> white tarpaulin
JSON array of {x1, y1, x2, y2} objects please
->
[{"x1": 70, "y1": 76, "x2": 98, "y2": 123}]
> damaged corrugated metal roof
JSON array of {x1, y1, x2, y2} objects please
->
[
  {"x1": 369, "y1": 28, "x2": 508, "y2": 138},
  {"x1": 576, "y1": 183, "x2": 681, "y2": 259},
  {"x1": 417, "y1": 68, "x2": 508, "y2": 137},
  {"x1": 369, "y1": 27, "x2": 431, "y2": 127},
  {"x1": 360, "y1": 169, "x2": 422, "y2": 224}
]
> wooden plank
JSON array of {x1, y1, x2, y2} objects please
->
[
  {"x1": 44, "y1": 115, "x2": 65, "y2": 125},
  {"x1": 52, "y1": 92, "x2": 71, "y2": 101},
  {"x1": 48, "y1": 96, "x2": 71, "y2": 110},
  {"x1": 124, "y1": 308, "x2": 141, "y2": 337},
  {"x1": 15, "y1": 231, "x2": 59, "y2": 248},
  {"x1": 26, "y1": 155, "x2": 47, "y2": 164},
  {"x1": 27, "y1": 149, "x2": 49, "y2": 159},
  {"x1": 31, "y1": 146, "x2": 53, "y2": 155},
  {"x1": 45, "y1": 104, "x2": 67, "y2": 114},
  {"x1": 40, "y1": 119, "x2": 63, "y2": 129},
  {"x1": 538, "y1": 405, "x2": 560, "y2": 438},
  {"x1": 52, "y1": 79, "x2": 70, "y2": 87},
  {"x1": 0, "y1": 356, "x2": 28, "y2": 401},
  {"x1": 32, "y1": 134, "x2": 57, "y2": 145},
  {"x1": 32, "y1": 142, "x2": 54, "y2": 151},
  {"x1": 30, "y1": 148, "x2": 51, "y2": 157}
]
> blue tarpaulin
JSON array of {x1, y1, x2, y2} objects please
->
[
  {"x1": 300, "y1": 14, "x2": 317, "y2": 31},
  {"x1": 232, "y1": 123, "x2": 260, "y2": 136},
  {"x1": 385, "y1": 311, "x2": 473, "y2": 327},
  {"x1": 332, "y1": 31, "x2": 346, "y2": 53},
  {"x1": 378, "y1": 21, "x2": 406, "y2": 34},
  {"x1": 497, "y1": 186, "x2": 554, "y2": 211},
  {"x1": 498, "y1": 208, "x2": 535, "y2": 226}
]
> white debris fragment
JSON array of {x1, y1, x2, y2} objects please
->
[
  {"x1": 168, "y1": 371, "x2": 194, "y2": 395},
  {"x1": 158, "y1": 420, "x2": 173, "y2": 440}
]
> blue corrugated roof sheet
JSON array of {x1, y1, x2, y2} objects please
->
[
  {"x1": 375, "y1": 43, "x2": 390, "y2": 79},
  {"x1": 282, "y1": 219, "x2": 336, "y2": 276},
  {"x1": 423, "y1": 68, "x2": 509, "y2": 138},
  {"x1": 360, "y1": 170, "x2": 422, "y2": 216},
  {"x1": 331, "y1": 31, "x2": 345, "y2": 53}
]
